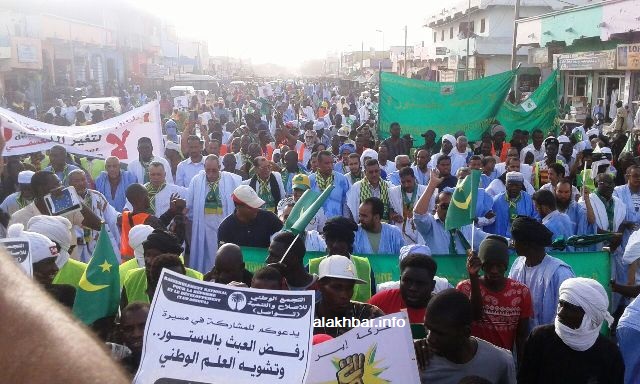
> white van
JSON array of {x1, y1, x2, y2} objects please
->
[
  {"x1": 78, "y1": 97, "x2": 122, "y2": 114},
  {"x1": 169, "y1": 86, "x2": 195, "y2": 97}
]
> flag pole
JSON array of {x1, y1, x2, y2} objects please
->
[
  {"x1": 278, "y1": 233, "x2": 302, "y2": 264},
  {"x1": 471, "y1": 222, "x2": 475, "y2": 254}
]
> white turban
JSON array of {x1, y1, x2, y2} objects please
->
[
  {"x1": 555, "y1": 277, "x2": 613, "y2": 351},
  {"x1": 590, "y1": 159, "x2": 611, "y2": 180},
  {"x1": 27, "y1": 215, "x2": 73, "y2": 268},
  {"x1": 128, "y1": 224, "x2": 155, "y2": 267},
  {"x1": 442, "y1": 134, "x2": 456, "y2": 148},
  {"x1": 360, "y1": 148, "x2": 378, "y2": 166},
  {"x1": 7, "y1": 224, "x2": 59, "y2": 264}
]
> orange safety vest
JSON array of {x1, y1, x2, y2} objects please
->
[
  {"x1": 298, "y1": 143, "x2": 307, "y2": 163},
  {"x1": 491, "y1": 142, "x2": 511, "y2": 162},
  {"x1": 120, "y1": 211, "x2": 151, "y2": 260}
]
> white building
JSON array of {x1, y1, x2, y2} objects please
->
[{"x1": 408, "y1": 0, "x2": 591, "y2": 82}]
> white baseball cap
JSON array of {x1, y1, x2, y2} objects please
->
[
  {"x1": 232, "y1": 185, "x2": 265, "y2": 209},
  {"x1": 318, "y1": 255, "x2": 366, "y2": 284}
]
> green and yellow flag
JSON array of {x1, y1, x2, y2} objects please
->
[
  {"x1": 445, "y1": 169, "x2": 480, "y2": 231},
  {"x1": 72, "y1": 225, "x2": 120, "y2": 325},
  {"x1": 284, "y1": 185, "x2": 334, "y2": 235}
]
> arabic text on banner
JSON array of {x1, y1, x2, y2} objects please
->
[
  {"x1": 0, "y1": 101, "x2": 164, "y2": 164},
  {"x1": 0, "y1": 238, "x2": 32, "y2": 276},
  {"x1": 307, "y1": 312, "x2": 421, "y2": 383},
  {"x1": 134, "y1": 270, "x2": 315, "y2": 384}
]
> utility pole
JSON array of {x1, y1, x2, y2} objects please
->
[
  {"x1": 465, "y1": 0, "x2": 471, "y2": 81},
  {"x1": 404, "y1": 25, "x2": 408, "y2": 77},
  {"x1": 511, "y1": 0, "x2": 521, "y2": 70},
  {"x1": 361, "y1": 41, "x2": 364, "y2": 74}
]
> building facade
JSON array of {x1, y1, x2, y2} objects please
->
[{"x1": 517, "y1": 0, "x2": 640, "y2": 120}]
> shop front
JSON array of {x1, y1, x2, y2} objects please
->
[
  {"x1": 556, "y1": 49, "x2": 621, "y2": 121},
  {"x1": 617, "y1": 43, "x2": 640, "y2": 119}
]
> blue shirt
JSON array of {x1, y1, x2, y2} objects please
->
[
  {"x1": 309, "y1": 171, "x2": 350, "y2": 218},
  {"x1": 44, "y1": 164, "x2": 81, "y2": 186},
  {"x1": 487, "y1": 191, "x2": 538, "y2": 238},
  {"x1": 94, "y1": 170, "x2": 137, "y2": 212},
  {"x1": 282, "y1": 165, "x2": 308, "y2": 195},
  {"x1": 542, "y1": 210, "x2": 575, "y2": 251},
  {"x1": 388, "y1": 170, "x2": 401, "y2": 186},
  {"x1": 176, "y1": 157, "x2": 205, "y2": 188},
  {"x1": 509, "y1": 255, "x2": 575, "y2": 328},
  {"x1": 414, "y1": 212, "x2": 487, "y2": 254},
  {"x1": 559, "y1": 201, "x2": 588, "y2": 237},
  {"x1": 353, "y1": 224, "x2": 404, "y2": 255}
]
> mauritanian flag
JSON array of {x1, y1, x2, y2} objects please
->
[
  {"x1": 72, "y1": 225, "x2": 120, "y2": 325},
  {"x1": 445, "y1": 170, "x2": 481, "y2": 231},
  {"x1": 284, "y1": 185, "x2": 334, "y2": 235}
]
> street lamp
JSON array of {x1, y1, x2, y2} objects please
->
[{"x1": 375, "y1": 29, "x2": 384, "y2": 59}]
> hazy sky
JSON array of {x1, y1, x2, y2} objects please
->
[{"x1": 133, "y1": 0, "x2": 440, "y2": 68}]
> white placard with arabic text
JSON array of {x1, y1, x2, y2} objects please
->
[
  {"x1": 0, "y1": 238, "x2": 32, "y2": 276},
  {"x1": 134, "y1": 270, "x2": 315, "y2": 384},
  {"x1": 307, "y1": 312, "x2": 420, "y2": 384},
  {"x1": 0, "y1": 101, "x2": 164, "y2": 164}
]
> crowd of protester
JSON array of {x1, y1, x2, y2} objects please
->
[{"x1": 2, "y1": 78, "x2": 640, "y2": 383}]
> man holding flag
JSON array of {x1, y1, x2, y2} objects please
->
[
  {"x1": 309, "y1": 150, "x2": 350, "y2": 218},
  {"x1": 414, "y1": 170, "x2": 487, "y2": 254}
]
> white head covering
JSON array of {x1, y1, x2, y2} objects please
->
[
  {"x1": 7, "y1": 224, "x2": 58, "y2": 264},
  {"x1": 506, "y1": 171, "x2": 524, "y2": 184},
  {"x1": 586, "y1": 128, "x2": 599, "y2": 138},
  {"x1": 27, "y1": 215, "x2": 73, "y2": 268},
  {"x1": 591, "y1": 159, "x2": 611, "y2": 180},
  {"x1": 557, "y1": 135, "x2": 570, "y2": 144},
  {"x1": 520, "y1": 147, "x2": 535, "y2": 163},
  {"x1": 442, "y1": 134, "x2": 456, "y2": 148},
  {"x1": 399, "y1": 244, "x2": 432, "y2": 261},
  {"x1": 18, "y1": 170, "x2": 35, "y2": 184},
  {"x1": 360, "y1": 148, "x2": 378, "y2": 166},
  {"x1": 555, "y1": 277, "x2": 613, "y2": 351},
  {"x1": 128, "y1": 224, "x2": 155, "y2": 267}
]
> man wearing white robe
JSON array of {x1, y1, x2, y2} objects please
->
[
  {"x1": 389, "y1": 167, "x2": 426, "y2": 245},
  {"x1": 68, "y1": 170, "x2": 120, "y2": 263},
  {"x1": 127, "y1": 137, "x2": 173, "y2": 185},
  {"x1": 581, "y1": 173, "x2": 626, "y2": 308},
  {"x1": 187, "y1": 155, "x2": 241, "y2": 274},
  {"x1": 124, "y1": 162, "x2": 187, "y2": 217},
  {"x1": 347, "y1": 159, "x2": 393, "y2": 223}
]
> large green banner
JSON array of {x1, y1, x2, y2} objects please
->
[
  {"x1": 496, "y1": 70, "x2": 560, "y2": 137},
  {"x1": 378, "y1": 70, "x2": 515, "y2": 141},
  {"x1": 241, "y1": 247, "x2": 610, "y2": 293}
]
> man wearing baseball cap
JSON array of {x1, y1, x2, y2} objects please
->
[
  {"x1": 314, "y1": 255, "x2": 385, "y2": 338},
  {"x1": 0, "y1": 170, "x2": 34, "y2": 215},
  {"x1": 218, "y1": 185, "x2": 283, "y2": 248}
]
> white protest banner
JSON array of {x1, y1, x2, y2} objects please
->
[
  {"x1": 259, "y1": 84, "x2": 274, "y2": 98},
  {"x1": 307, "y1": 312, "x2": 420, "y2": 384},
  {"x1": 0, "y1": 238, "x2": 32, "y2": 276},
  {"x1": 0, "y1": 101, "x2": 164, "y2": 164},
  {"x1": 174, "y1": 96, "x2": 190, "y2": 110},
  {"x1": 134, "y1": 270, "x2": 315, "y2": 384}
]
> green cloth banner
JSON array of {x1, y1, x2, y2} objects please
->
[
  {"x1": 378, "y1": 70, "x2": 515, "y2": 142},
  {"x1": 496, "y1": 70, "x2": 560, "y2": 137},
  {"x1": 242, "y1": 247, "x2": 610, "y2": 294}
]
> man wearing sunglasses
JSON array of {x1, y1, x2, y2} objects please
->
[{"x1": 413, "y1": 170, "x2": 488, "y2": 255}]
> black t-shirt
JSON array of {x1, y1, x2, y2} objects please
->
[
  {"x1": 217, "y1": 210, "x2": 283, "y2": 248},
  {"x1": 518, "y1": 324, "x2": 624, "y2": 384}
]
